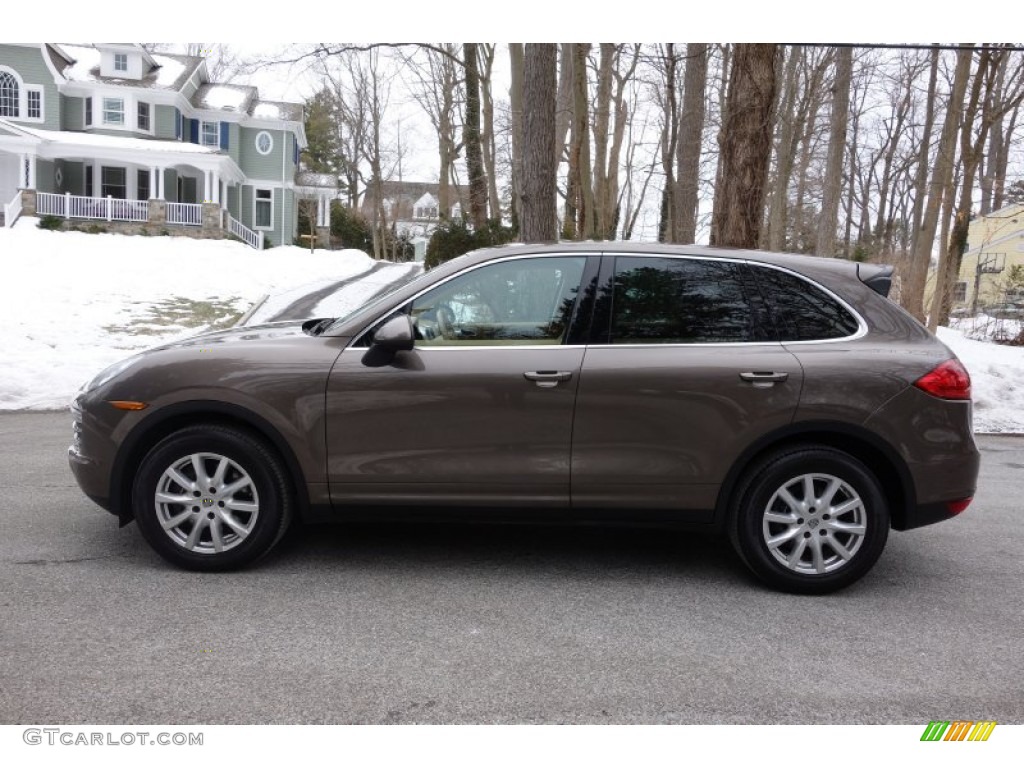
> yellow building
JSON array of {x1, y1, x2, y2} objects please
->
[{"x1": 955, "y1": 203, "x2": 1024, "y2": 310}]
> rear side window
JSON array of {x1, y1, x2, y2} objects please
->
[
  {"x1": 610, "y1": 257, "x2": 770, "y2": 344},
  {"x1": 752, "y1": 266, "x2": 860, "y2": 341}
]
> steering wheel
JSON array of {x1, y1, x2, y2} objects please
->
[{"x1": 436, "y1": 305, "x2": 456, "y2": 341}]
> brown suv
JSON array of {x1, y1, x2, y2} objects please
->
[{"x1": 69, "y1": 244, "x2": 979, "y2": 593}]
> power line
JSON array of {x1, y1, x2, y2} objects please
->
[{"x1": 788, "y1": 43, "x2": 1024, "y2": 53}]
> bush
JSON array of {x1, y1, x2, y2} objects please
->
[
  {"x1": 37, "y1": 215, "x2": 63, "y2": 231},
  {"x1": 329, "y1": 202, "x2": 373, "y2": 252},
  {"x1": 262, "y1": 235, "x2": 273, "y2": 249},
  {"x1": 425, "y1": 218, "x2": 516, "y2": 270}
]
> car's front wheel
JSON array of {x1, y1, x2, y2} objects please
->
[
  {"x1": 729, "y1": 446, "x2": 889, "y2": 594},
  {"x1": 132, "y1": 425, "x2": 293, "y2": 571}
]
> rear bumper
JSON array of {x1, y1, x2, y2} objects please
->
[{"x1": 864, "y1": 385, "x2": 980, "y2": 531}]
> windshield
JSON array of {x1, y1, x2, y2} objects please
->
[{"x1": 320, "y1": 267, "x2": 437, "y2": 334}]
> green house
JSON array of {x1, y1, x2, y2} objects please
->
[{"x1": 0, "y1": 43, "x2": 334, "y2": 247}]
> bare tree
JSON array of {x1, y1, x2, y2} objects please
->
[
  {"x1": 710, "y1": 44, "x2": 780, "y2": 248},
  {"x1": 521, "y1": 44, "x2": 558, "y2": 242},
  {"x1": 904, "y1": 47, "x2": 973, "y2": 322},
  {"x1": 462, "y1": 44, "x2": 489, "y2": 227},
  {"x1": 815, "y1": 46, "x2": 853, "y2": 257},
  {"x1": 508, "y1": 43, "x2": 525, "y2": 230},
  {"x1": 674, "y1": 43, "x2": 708, "y2": 244}
]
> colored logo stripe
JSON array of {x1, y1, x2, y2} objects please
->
[
  {"x1": 944, "y1": 721, "x2": 973, "y2": 741},
  {"x1": 920, "y1": 720, "x2": 996, "y2": 741},
  {"x1": 968, "y1": 721, "x2": 997, "y2": 741}
]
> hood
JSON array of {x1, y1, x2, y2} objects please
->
[{"x1": 151, "y1": 318, "x2": 333, "y2": 351}]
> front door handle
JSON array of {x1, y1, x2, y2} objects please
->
[
  {"x1": 523, "y1": 371, "x2": 573, "y2": 388},
  {"x1": 739, "y1": 371, "x2": 789, "y2": 385}
]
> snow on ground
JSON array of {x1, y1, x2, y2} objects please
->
[
  {"x1": 0, "y1": 219, "x2": 378, "y2": 410},
  {"x1": 938, "y1": 327, "x2": 1024, "y2": 434}
]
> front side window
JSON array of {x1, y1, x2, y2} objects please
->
[
  {"x1": 103, "y1": 98, "x2": 124, "y2": 125},
  {"x1": 0, "y1": 71, "x2": 18, "y2": 117},
  {"x1": 137, "y1": 102, "x2": 150, "y2": 131},
  {"x1": 114, "y1": 53, "x2": 128, "y2": 72},
  {"x1": 610, "y1": 257, "x2": 768, "y2": 344},
  {"x1": 201, "y1": 121, "x2": 219, "y2": 147},
  {"x1": 85, "y1": 97, "x2": 92, "y2": 126},
  {"x1": 408, "y1": 257, "x2": 587, "y2": 346},
  {"x1": 254, "y1": 188, "x2": 273, "y2": 229},
  {"x1": 26, "y1": 90, "x2": 41, "y2": 119},
  {"x1": 100, "y1": 167, "x2": 126, "y2": 199},
  {"x1": 751, "y1": 266, "x2": 860, "y2": 341}
]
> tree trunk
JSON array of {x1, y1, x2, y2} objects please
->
[
  {"x1": 554, "y1": 43, "x2": 573, "y2": 170},
  {"x1": 571, "y1": 43, "x2": 596, "y2": 239},
  {"x1": 509, "y1": 43, "x2": 525, "y2": 231},
  {"x1": 815, "y1": 46, "x2": 852, "y2": 257},
  {"x1": 462, "y1": 43, "x2": 488, "y2": 228},
  {"x1": 478, "y1": 44, "x2": 501, "y2": 221},
  {"x1": 674, "y1": 43, "x2": 708, "y2": 245},
  {"x1": 767, "y1": 46, "x2": 801, "y2": 251},
  {"x1": 710, "y1": 44, "x2": 779, "y2": 249},
  {"x1": 592, "y1": 43, "x2": 614, "y2": 241},
  {"x1": 904, "y1": 47, "x2": 972, "y2": 323},
  {"x1": 521, "y1": 44, "x2": 558, "y2": 243}
]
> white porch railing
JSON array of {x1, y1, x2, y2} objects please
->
[
  {"x1": 226, "y1": 213, "x2": 263, "y2": 250},
  {"x1": 3, "y1": 191, "x2": 21, "y2": 228},
  {"x1": 166, "y1": 202, "x2": 203, "y2": 227},
  {"x1": 37, "y1": 192, "x2": 148, "y2": 223}
]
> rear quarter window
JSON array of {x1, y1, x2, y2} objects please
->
[{"x1": 752, "y1": 266, "x2": 860, "y2": 341}]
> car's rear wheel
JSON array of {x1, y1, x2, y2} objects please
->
[
  {"x1": 729, "y1": 446, "x2": 889, "y2": 594},
  {"x1": 132, "y1": 425, "x2": 293, "y2": 571}
]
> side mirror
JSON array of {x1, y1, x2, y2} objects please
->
[
  {"x1": 362, "y1": 314, "x2": 414, "y2": 367},
  {"x1": 373, "y1": 314, "x2": 415, "y2": 351}
]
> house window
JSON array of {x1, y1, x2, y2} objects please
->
[
  {"x1": 201, "y1": 121, "x2": 219, "y2": 147},
  {"x1": 255, "y1": 188, "x2": 273, "y2": 229},
  {"x1": 103, "y1": 98, "x2": 124, "y2": 126},
  {"x1": 137, "y1": 169, "x2": 150, "y2": 201},
  {"x1": 953, "y1": 282, "x2": 968, "y2": 303},
  {"x1": 85, "y1": 165, "x2": 93, "y2": 196},
  {"x1": 137, "y1": 102, "x2": 150, "y2": 132},
  {"x1": 101, "y1": 167, "x2": 127, "y2": 199},
  {"x1": 27, "y1": 90, "x2": 41, "y2": 120},
  {"x1": 114, "y1": 53, "x2": 128, "y2": 72},
  {"x1": 0, "y1": 71, "x2": 18, "y2": 117},
  {"x1": 85, "y1": 97, "x2": 92, "y2": 126},
  {"x1": 255, "y1": 131, "x2": 273, "y2": 156}
]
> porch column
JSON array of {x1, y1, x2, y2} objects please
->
[
  {"x1": 149, "y1": 167, "x2": 157, "y2": 199},
  {"x1": 212, "y1": 172, "x2": 221, "y2": 205},
  {"x1": 92, "y1": 160, "x2": 101, "y2": 197},
  {"x1": 18, "y1": 153, "x2": 27, "y2": 188}
]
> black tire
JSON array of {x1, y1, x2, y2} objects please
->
[
  {"x1": 132, "y1": 424, "x2": 294, "y2": 571},
  {"x1": 728, "y1": 446, "x2": 889, "y2": 594}
]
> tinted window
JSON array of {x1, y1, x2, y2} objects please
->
[
  {"x1": 610, "y1": 257, "x2": 767, "y2": 344},
  {"x1": 752, "y1": 266, "x2": 860, "y2": 341},
  {"x1": 410, "y1": 257, "x2": 587, "y2": 346}
]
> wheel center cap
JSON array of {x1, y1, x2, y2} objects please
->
[
  {"x1": 202, "y1": 498, "x2": 215, "y2": 507},
  {"x1": 807, "y1": 518, "x2": 820, "y2": 529}
]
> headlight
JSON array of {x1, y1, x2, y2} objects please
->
[{"x1": 82, "y1": 355, "x2": 141, "y2": 393}]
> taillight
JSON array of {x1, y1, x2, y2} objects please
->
[
  {"x1": 947, "y1": 497, "x2": 973, "y2": 515},
  {"x1": 914, "y1": 359, "x2": 972, "y2": 400}
]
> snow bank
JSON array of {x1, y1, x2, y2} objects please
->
[
  {"x1": 938, "y1": 327, "x2": 1024, "y2": 434},
  {"x1": 0, "y1": 219, "x2": 375, "y2": 410}
]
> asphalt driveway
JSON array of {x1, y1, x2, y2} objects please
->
[{"x1": 1, "y1": 412, "x2": 1021, "y2": 724}]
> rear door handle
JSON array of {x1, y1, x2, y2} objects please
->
[
  {"x1": 523, "y1": 371, "x2": 573, "y2": 388},
  {"x1": 739, "y1": 371, "x2": 789, "y2": 384}
]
